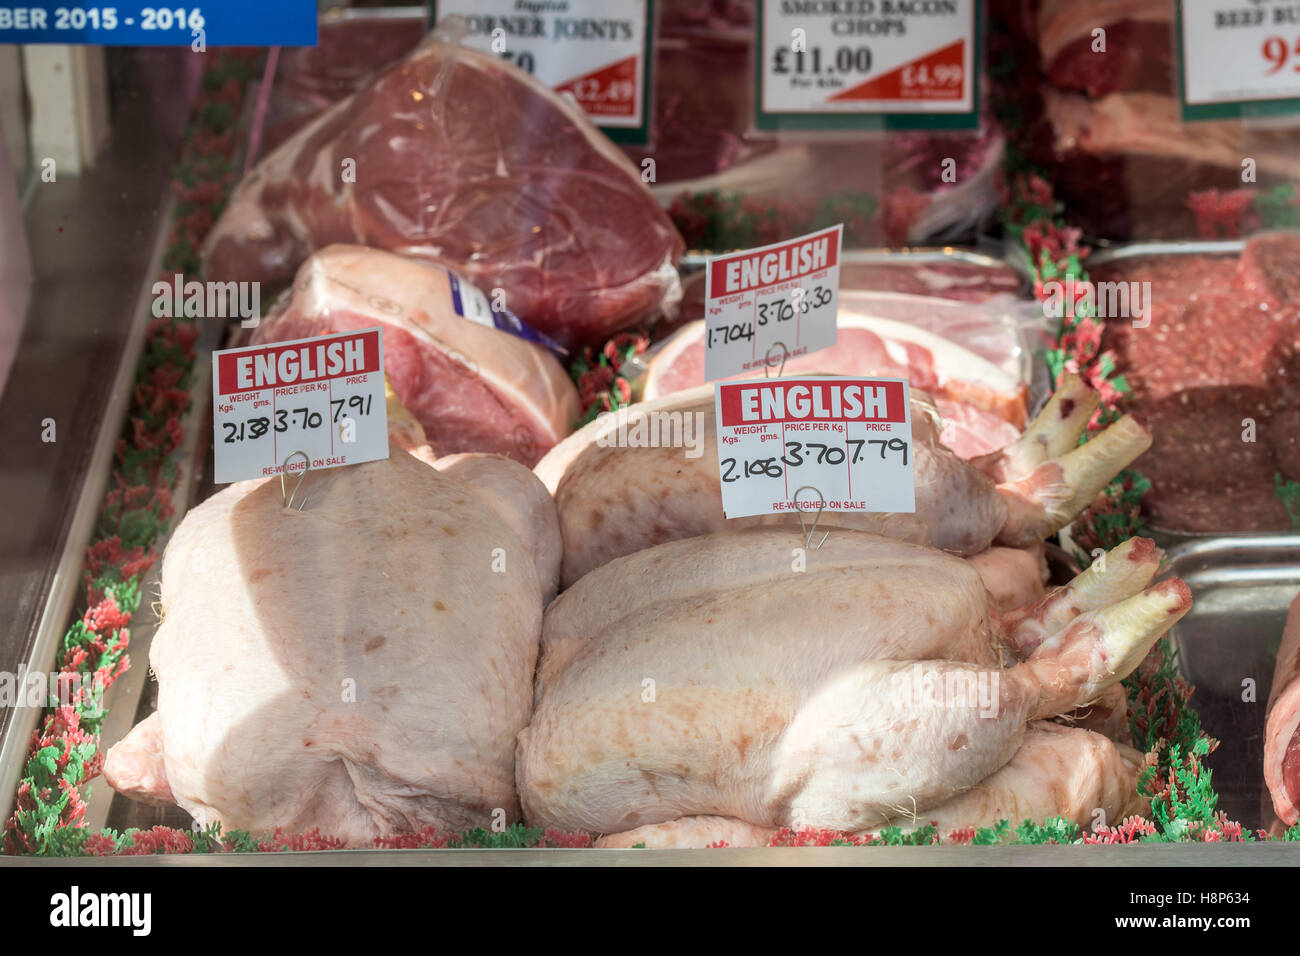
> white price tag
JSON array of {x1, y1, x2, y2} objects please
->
[
  {"x1": 714, "y1": 377, "x2": 915, "y2": 520},
  {"x1": 433, "y1": 0, "x2": 651, "y2": 132},
  {"x1": 212, "y1": 328, "x2": 389, "y2": 485},
  {"x1": 703, "y1": 224, "x2": 843, "y2": 382},
  {"x1": 1180, "y1": 1, "x2": 1300, "y2": 110},
  {"x1": 758, "y1": 0, "x2": 976, "y2": 120}
]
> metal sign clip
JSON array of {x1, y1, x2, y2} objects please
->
[
  {"x1": 280, "y1": 451, "x2": 311, "y2": 511},
  {"x1": 793, "y1": 485, "x2": 829, "y2": 550}
]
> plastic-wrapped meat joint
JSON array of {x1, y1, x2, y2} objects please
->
[
  {"x1": 202, "y1": 22, "x2": 684, "y2": 349},
  {"x1": 251, "y1": 245, "x2": 580, "y2": 466}
]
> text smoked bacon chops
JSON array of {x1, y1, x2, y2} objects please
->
[{"x1": 202, "y1": 25, "x2": 684, "y2": 349}]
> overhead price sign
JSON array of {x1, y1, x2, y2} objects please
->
[
  {"x1": 0, "y1": 2, "x2": 317, "y2": 45},
  {"x1": 756, "y1": 0, "x2": 979, "y2": 131},
  {"x1": 1176, "y1": 0, "x2": 1300, "y2": 120},
  {"x1": 431, "y1": 0, "x2": 653, "y2": 142}
]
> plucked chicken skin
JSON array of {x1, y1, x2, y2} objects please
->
[
  {"x1": 517, "y1": 530, "x2": 1189, "y2": 838},
  {"x1": 535, "y1": 373, "x2": 1147, "y2": 587},
  {"x1": 105, "y1": 443, "x2": 558, "y2": 845},
  {"x1": 595, "y1": 722, "x2": 1150, "y2": 848}
]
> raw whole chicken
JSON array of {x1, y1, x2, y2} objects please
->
[
  {"x1": 104, "y1": 431, "x2": 559, "y2": 844},
  {"x1": 517, "y1": 531, "x2": 1188, "y2": 840},
  {"x1": 595, "y1": 723, "x2": 1148, "y2": 848},
  {"x1": 1266, "y1": 593, "x2": 1300, "y2": 827},
  {"x1": 536, "y1": 373, "x2": 1150, "y2": 587}
]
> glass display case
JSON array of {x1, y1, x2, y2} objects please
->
[{"x1": 0, "y1": 1, "x2": 1297, "y2": 883}]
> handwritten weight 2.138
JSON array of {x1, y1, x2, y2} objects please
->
[{"x1": 714, "y1": 377, "x2": 916, "y2": 520}]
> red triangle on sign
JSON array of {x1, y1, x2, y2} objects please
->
[
  {"x1": 828, "y1": 39, "x2": 965, "y2": 103},
  {"x1": 555, "y1": 55, "x2": 638, "y2": 118}
]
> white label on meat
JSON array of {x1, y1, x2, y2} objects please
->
[
  {"x1": 212, "y1": 328, "x2": 389, "y2": 485},
  {"x1": 703, "y1": 224, "x2": 843, "y2": 382},
  {"x1": 1180, "y1": 1, "x2": 1300, "y2": 107},
  {"x1": 448, "y1": 272, "x2": 496, "y2": 329},
  {"x1": 714, "y1": 376, "x2": 915, "y2": 519},
  {"x1": 433, "y1": 0, "x2": 649, "y2": 129},
  {"x1": 758, "y1": 0, "x2": 976, "y2": 114}
]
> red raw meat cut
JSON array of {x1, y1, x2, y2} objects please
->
[
  {"x1": 259, "y1": 14, "x2": 429, "y2": 155},
  {"x1": 249, "y1": 245, "x2": 580, "y2": 466},
  {"x1": 640, "y1": 311, "x2": 1028, "y2": 457},
  {"x1": 659, "y1": 0, "x2": 754, "y2": 33},
  {"x1": 1037, "y1": 0, "x2": 1173, "y2": 98},
  {"x1": 1045, "y1": 90, "x2": 1300, "y2": 239},
  {"x1": 1267, "y1": 593, "x2": 1300, "y2": 827},
  {"x1": 202, "y1": 25, "x2": 684, "y2": 349},
  {"x1": 1095, "y1": 233, "x2": 1300, "y2": 530}
]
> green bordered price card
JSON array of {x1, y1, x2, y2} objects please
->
[
  {"x1": 1176, "y1": 0, "x2": 1300, "y2": 120},
  {"x1": 430, "y1": 0, "x2": 653, "y2": 143},
  {"x1": 755, "y1": 0, "x2": 980, "y2": 131}
]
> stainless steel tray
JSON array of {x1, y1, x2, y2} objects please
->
[
  {"x1": 1087, "y1": 237, "x2": 1250, "y2": 265},
  {"x1": 1160, "y1": 534, "x2": 1300, "y2": 830}
]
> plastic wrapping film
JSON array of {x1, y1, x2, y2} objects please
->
[
  {"x1": 201, "y1": 17, "x2": 684, "y2": 350},
  {"x1": 632, "y1": 278, "x2": 1052, "y2": 460},
  {"x1": 248, "y1": 5, "x2": 1004, "y2": 252},
  {"x1": 640, "y1": 6, "x2": 1004, "y2": 248},
  {"x1": 250, "y1": 244, "x2": 580, "y2": 466},
  {"x1": 1027, "y1": 0, "x2": 1300, "y2": 241}
]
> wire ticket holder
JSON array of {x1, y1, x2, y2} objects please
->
[
  {"x1": 794, "y1": 485, "x2": 830, "y2": 551},
  {"x1": 280, "y1": 450, "x2": 312, "y2": 512},
  {"x1": 764, "y1": 341, "x2": 789, "y2": 379}
]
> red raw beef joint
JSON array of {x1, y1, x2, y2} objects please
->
[{"x1": 202, "y1": 23, "x2": 684, "y2": 349}]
